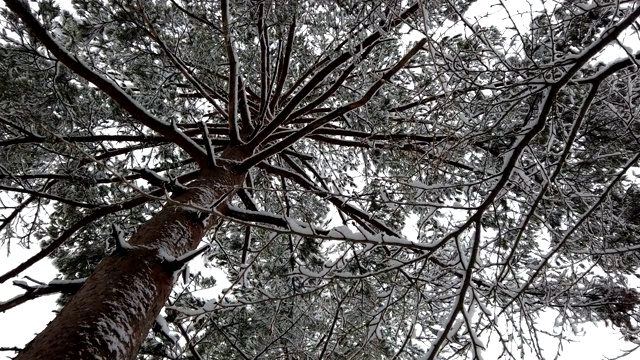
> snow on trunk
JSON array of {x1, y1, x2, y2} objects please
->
[{"x1": 15, "y1": 165, "x2": 246, "y2": 360}]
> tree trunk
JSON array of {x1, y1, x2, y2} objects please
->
[{"x1": 16, "y1": 163, "x2": 246, "y2": 359}]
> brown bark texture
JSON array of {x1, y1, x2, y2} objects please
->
[{"x1": 15, "y1": 164, "x2": 246, "y2": 360}]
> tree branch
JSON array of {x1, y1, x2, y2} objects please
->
[
  {"x1": 4, "y1": 0, "x2": 209, "y2": 166},
  {"x1": 221, "y1": 0, "x2": 241, "y2": 146},
  {"x1": 241, "y1": 38, "x2": 427, "y2": 169},
  {"x1": 268, "y1": 16, "x2": 296, "y2": 114},
  {"x1": 0, "y1": 278, "x2": 85, "y2": 313},
  {"x1": 0, "y1": 170, "x2": 201, "y2": 283},
  {"x1": 248, "y1": 3, "x2": 421, "y2": 148}
]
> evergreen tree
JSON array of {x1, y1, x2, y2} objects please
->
[{"x1": 1, "y1": 0, "x2": 640, "y2": 358}]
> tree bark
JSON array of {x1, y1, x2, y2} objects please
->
[{"x1": 16, "y1": 162, "x2": 246, "y2": 359}]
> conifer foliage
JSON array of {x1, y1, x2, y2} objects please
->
[{"x1": 2, "y1": 0, "x2": 640, "y2": 358}]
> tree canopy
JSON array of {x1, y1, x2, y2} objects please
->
[{"x1": 1, "y1": 0, "x2": 640, "y2": 358}]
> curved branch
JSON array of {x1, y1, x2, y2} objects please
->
[{"x1": 5, "y1": 0, "x2": 208, "y2": 166}]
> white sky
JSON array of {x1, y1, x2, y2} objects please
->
[{"x1": 0, "y1": 247, "x2": 58, "y2": 356}]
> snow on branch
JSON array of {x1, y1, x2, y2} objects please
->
[
  {"x1": 153, "y1": 315, "x2": 178, "y2": 344},
  {"x1": 247, "y1": 3, "x2": 421, "y2": 148},
  {"x1": 111, "y1": 224, "x2": 133, "y2": 252},
  {"x1": 3, "y1": 0, "x2": 209, "y2": 166},
  {"x1": 259, "y1": 160, "x2": 403, "y2": 238},
  {"x1": 241, "y1": 38, "x2": 428, "y2": 169},
  {"x1": 159, "y1": 245, "x2": 211, "y2": 273},
  {"x1": 225, "y1": 205, "x2": 436, "y2": 251},
  {"x1": 577, "y1": 51, "x2": 640, "y2": 84},
  {"x1": 0, "y1": 278, "x2": 85, "y2": 313},
  {"x1": 0, "y1": 170, "x2": 201, "y2": 284},
  {"x1": 132, "y1": 168, "x2": 188, "y2": 195}
]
